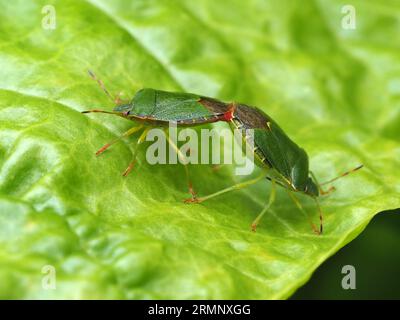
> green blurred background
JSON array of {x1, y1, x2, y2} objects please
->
[{"x1": 293, "y1": 209, "x2": 400, "y2": 299}]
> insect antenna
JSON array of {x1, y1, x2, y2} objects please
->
[
  {"x1": 320, "y1": 164, "x2": 363, "y2": 186},
  {"x1": 81, "y1": 109, "x2": 120, "y2": 115},
  {"x1": 88, "y1": 69, "x2": 115, "y2": 103}
]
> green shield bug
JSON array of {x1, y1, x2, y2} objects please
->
[{"x1": 83, "y1": 71, "x2": 362, "y2": 235}]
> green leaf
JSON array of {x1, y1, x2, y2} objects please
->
[{"x1": 0, "y1": 0, "x2": 399, "y2": 299}]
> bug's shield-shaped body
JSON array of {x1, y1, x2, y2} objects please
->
[
  {"x1": 114, "y1": 88, "x2": 233, "y2": 126},
  {"x1": 230, "y1": 104, "x2": 319, "y2": 197}
]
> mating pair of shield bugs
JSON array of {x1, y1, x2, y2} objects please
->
[{"x1": 83, "y1": 71, "x2": 362, "y2": 234}]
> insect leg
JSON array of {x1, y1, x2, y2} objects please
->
[
  {"x1": 313, "y1": 197, "x2": 324, "y2": 235},
  {"x1": 287, "y1": 190, "x2": 321, "y2": 235},
  {"x1": 122, "y1": 127, "x2": 151, "y2": 176},
  {"x1": 309, "y1": 170, "x2": 335, "y2": 195},
  {"x1": 184, "y1": 171, "x2": 267, "y2": 204},
  {"x1": 95, "y1": 125, "x2": 144, "y2": 156},
  {"x1": 164, "y1": 128, "x2": 197, "y2": 200},
  {"x1": 251, "y1": 180, "x2": 276, "y2": 232}
]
